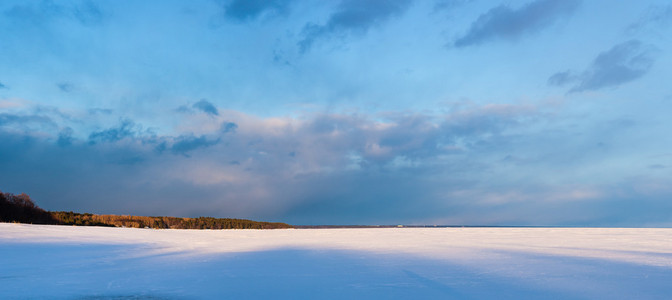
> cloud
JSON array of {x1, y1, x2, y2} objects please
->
[
  {"x1": 548, "y1": 40, "x2": 655, "y2": 93},
  {"x1": 454, "y1": 0, "x2": 580, "y2": 47},
  {"x1": 547, "y1": 71, "x2": 575, "y2": 86},
  {"x1": 626, "y1": 5, "x2": 672, "y2": 34},
  {"x1": 57, "y1": 83, "x2": 74, "y2": 93},
  {"x1": 0, "y1": 82, "x2": 6, "y2": 89},
  {"x1": 298, "y1": 0, "x2": 412, "y2": 53},
  {"x1": 176, "y1": 105, "x2": 192, "y2": 114},
  {"x1": 0, "y1": 113, "x2": 55, "y2": 133},
  {"x1": 177, "y1": 100, "x2": 220, "y2": 116},
  {"x1": 0, "y1": 104, "x2": 542, "y2": 222},
  {"x1": 221, "y1": 122, "x2": 238, "y2": 133},
  {"x1": 434, "y1": 0, "x2": 470, "y2": 12},
  {"x1": 222, "y1": 0, "x2": 290, "y2": 22},
  {"x1": 170, "y1": 134, "x2": 220, "y2": 156},
  {"x1": 0, "y1": 113, "x2": 51, "y2": 125},
  {"x1": 86, "y1": 118, "x2": 226, "y2": 157},
  {"x1": 88, "y1": 119, "x2": 145, "y2": 144},
  {"x1": 1, "y1": 104, "x2": 670, "y2": 225},
  {"x1": 3, "y1": 0, "x2": 104, "y2": 27},
  {"x1": 57, "y1": 127, "x2": 74, "y2": 147},
  {"x1": 192, "y1": 99, "x2": 219, "y2": 116},
  {"x1": 72, "y1": 0, "x2": 103, "y2": 26}
]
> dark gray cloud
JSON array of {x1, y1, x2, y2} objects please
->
[
  {"x1": 221, "y1": 122, "x2": 238, "y2": 133},
  {"x1": 283, "y1": 171, "x2": 444, "y2": 224},
  {"x1": 223, "y1": 0, "x2": 289, "y2": 22},
  {"x1": 170, "y1": 134, "x2": 220, "y2": 156},
  {"x1": 192, "y1": 99, "x2": 219, "y2": 116},
  {"x1": 548, "y1": 40, "x2": 655, "y2": 93},
  {"x1": 454, "y1": 0, "x2": 580, "y2": 47},
  {"x1": 284, "y1": 174, "x2": 672, "y2": 226},
  {"x1": 88, "y1": 119, "x2": 144, "y2": 144},
  {"x1": 298, "y1": 0, "x2": 412, "y2": 53},
  {"x1": 57, "y1": 127, "x2": 74, "y2": 147},
  {"x1": 176, "y1": 100, "x2": 220, "y2": 116},
  {"x1": 86, "y1": 117, "x2": 228, "y2": 157}
]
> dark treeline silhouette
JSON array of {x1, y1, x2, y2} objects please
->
[
  {"x1": 50, "y1": 212, "x2": 292, "y2": 229},
  {"x1": 0, "y1": 191, "x2": 56, "y2": 224},
  {"x1": 0, "y1": 190, "x2": 292, "y2": 229}
]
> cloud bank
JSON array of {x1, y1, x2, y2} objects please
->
[{"x1": 1, "y1": 101, "x2": 669, "y2": 226}]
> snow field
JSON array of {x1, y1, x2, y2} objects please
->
[{"x1": 1, "y1": 224, "x2": 671, "y2": 299}]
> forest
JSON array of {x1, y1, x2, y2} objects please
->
[{"x1": 0, "y1": 190, "x2": 292, "y2": 229}]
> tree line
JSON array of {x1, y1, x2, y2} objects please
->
[{"x1": 0, "y1": 190, "x2": 292, "y2": 229}]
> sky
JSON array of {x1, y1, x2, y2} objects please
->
[{"x1": 1, "y1": 0, "x2": 671, "y2": 226}]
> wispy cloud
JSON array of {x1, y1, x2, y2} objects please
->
[
  {"x1": 3, "y1": 0, "x2": 104, "y2": 27},
  {"x1": 626, "y1": 4, "x2": 672, "y2": 34},
  {"x1": 192, "y1": 99, "x2": 219, "y2": 116},
  {"x1": 0, "y1": 113, "x2": 54, "y2": 129},
  {"x1": 548, "y1": 40, "x2": 655, "y2": 93},
  {"x1": 298, "y1": 0, "x2": 412, "y2": 53},
  {"x1": 433, "y1": 0, "x2": 470, "y2": 12},
  {"x1": 72, "y1": 0, "x2": 103, "y2": 26},
  {"x1": 454, "y1": 0, "x2": 579, "y2": 47},
  {"x1": 0, "y1": 112, "x2": 57, "y2": 135},
  {"x1": 88, "y1": 119, "x2": 146, "y2": 144},
  {"x1": 169, "y1": 134, "x2": 220, "y2": 157},
  {"x1": 222, "y1": 0, "x2": 290, "y2": 22},
  {"x1": 57, "y1": 82, "x2": 74, "y2": 93}
]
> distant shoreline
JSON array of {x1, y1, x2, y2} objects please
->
[
  {"x1": 292, "y1": 225, "x2": 656, "y2": 229},
  {"x1": 1, "y1": 190, "x2": 292, "y2": 230}
]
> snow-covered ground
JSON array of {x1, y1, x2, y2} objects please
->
[{"x1": 1, "y1": 224, "x2": 671, "y2": 299}]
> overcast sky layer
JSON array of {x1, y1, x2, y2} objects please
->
[{"x1": 1, "y1": 0, "x2": 671, "y2": 225}]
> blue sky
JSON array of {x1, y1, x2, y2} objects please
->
[{"x1": 1, "y1": 0, "x2": 671, "y2": 225}]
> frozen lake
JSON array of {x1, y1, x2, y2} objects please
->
[{"x1": 1, "y1": 224, "x2": 671, "y2": 299}]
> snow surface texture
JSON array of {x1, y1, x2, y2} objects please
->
[{"x1": 1, "y1": 224, "x2": 671, "y2": 299}]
